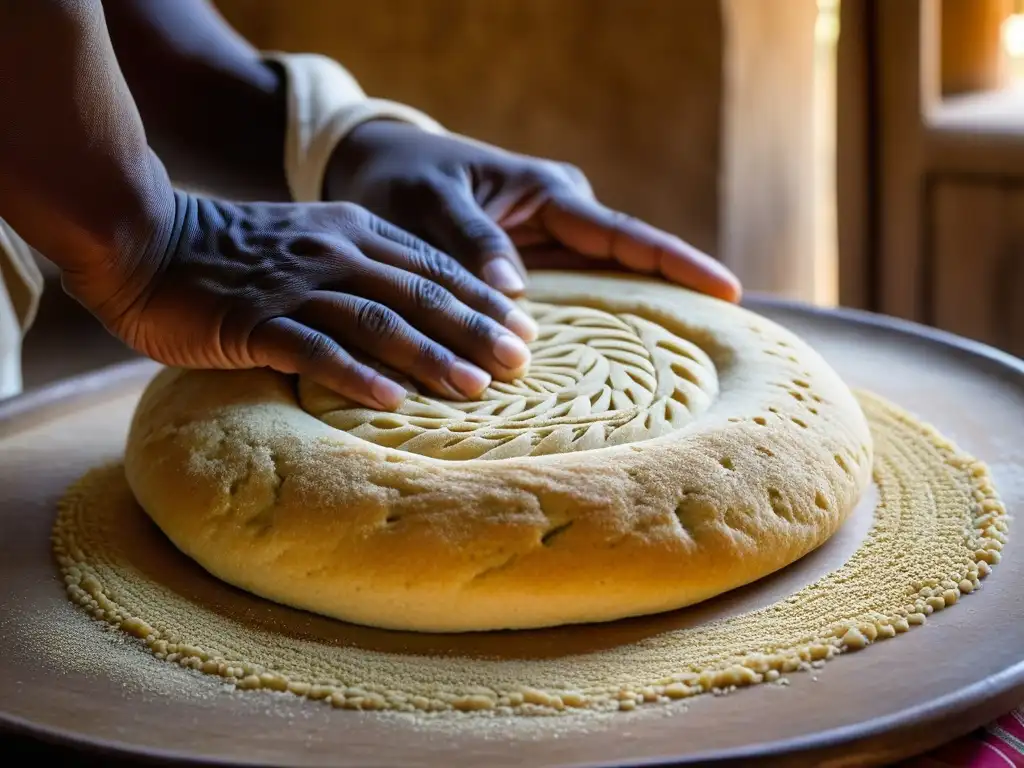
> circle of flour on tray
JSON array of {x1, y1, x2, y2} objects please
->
[
  {"x1": 54, "y1": 390, "x2": 1007, "y2": 716},
  {"x1": 121, "y1": 271, "x2": 875, "y2": 633}
]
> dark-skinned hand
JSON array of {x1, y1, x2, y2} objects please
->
[
  {"x1": 65, "y1": 192, "x2": 538, "y2": 411},
  {"x1": 326, "y1": 120, "x2": 742, "y2": 301}
]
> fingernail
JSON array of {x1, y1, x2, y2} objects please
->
[
  {"x1": 704, "y1": 261, "x2": 742, "y2": 302},
  {"x1": 448, "y1": 360, "x2": 491, "y2": 397},
  {"x1": 482, "y1": 259, "x2": 525, "y2": 294},
  {"x1": 371, "y1": 377, "x2": 406, "y2": 410},
  {"x1": 493, "y1": 333, "x2": 531, "y2": 371},
  {"x1": 505, "y1": 308, "x2": 539, "y2": 342},
  {"x1": 434, "y1": 381, "x2": 467, "y2": 402}
]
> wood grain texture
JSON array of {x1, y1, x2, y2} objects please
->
[
  {"x1": 836, "y1": 0, "x2": 873, "y2": 311},
  {"x1": 720, "y1": 0, "x2": 819, "y2": 301},
  {"x1": 214, "y1": 0, "x2": 724, "y2": 256},
  {"x1": 875, "y1": 0, "x2": 939, "y2": 323},
  {"x1": 211, "y1": 0, "x2": 820, "y2": 297},
  {"x1": 931, "y1": 179, "x2": 1024, "y2": 357}
]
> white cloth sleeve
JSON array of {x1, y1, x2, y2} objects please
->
[
  {"x1": 262, "y1": 52, "x2": 446, "y2": 203},
  {"x1": 0, "y1": 219, "x2": 44, "y2": 398}
]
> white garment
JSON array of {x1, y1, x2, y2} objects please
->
[
  {"x1": 0, "y1": 220, "x2": 43, "y2": 398},
  {"x1": 262, "y1": 52, "x2": 445, "y2": 203}
]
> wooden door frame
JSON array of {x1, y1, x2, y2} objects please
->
[
  {"x1": 836, "y1": 0, "x2": 877, "y2": 312},
  {"x1": 837, "y1": 0, "x2": 942, "y2": 317}
]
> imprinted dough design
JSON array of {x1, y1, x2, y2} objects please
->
[
  {"x1": 301, "y1": 302, "x2": 718, "y2": 460},
  {"x1": 120, "y1": 272, "x2": 875, "y2": 633}
]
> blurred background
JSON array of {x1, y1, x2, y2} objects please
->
[{"x1": 19, "y1": 0, "x2": 1024, "y2": 392}]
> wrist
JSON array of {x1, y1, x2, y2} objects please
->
[
  {"x1": 63, "y1": 174, "x2": 188, "y2": 329},
  {"x1": 322, "y1": 119, "x2": 421, "y2": 201}
]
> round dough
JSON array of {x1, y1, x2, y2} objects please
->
[{"x1": 124, "y1": 271, "x2": 873, "y2": 633}]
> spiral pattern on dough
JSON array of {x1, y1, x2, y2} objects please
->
[{"x1": 299, "y1": 301, "x2": 720, "y2": 460}]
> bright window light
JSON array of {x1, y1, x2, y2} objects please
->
[{"x1": 1002, "y1": 13, "x2": 1024, "y2": 58}]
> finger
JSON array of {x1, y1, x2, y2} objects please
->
[
  {"x1": 294, "y1": 292, "x2": 492, "y2": 400},
  {"x1": 363, "y1": 221, "x2": 538, "y2": 342},
  {"x1": 248, "y1": 316, "x2": 406, "y2": 410},
  {"x1": 539, "y1": 195, "x2": 743, "y2": 302},
  {"x1": 344, "y1": 261, "x2": 532, "y2": 381},
  {"x1": 414, "y1": 182, "x2": 529, "y2": 297},
  {"x1": 554, "y1": 161, "x2": 595, "y2": 198}
]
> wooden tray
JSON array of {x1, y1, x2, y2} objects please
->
[{"x1": 2, "y1": 297, "x2": 1023, "y2": 767}]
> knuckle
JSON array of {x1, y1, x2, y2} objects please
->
[
  {"x1": 365, "y1": 211, "x2": 407, "y2": 243},
  {"x1": 375, "y1": 219, "x2": 420, "y2": 251},
  {"x1": 402, "y1": 234, "x2": 440, "y2": 264},
  {"x1": 333, "y1": 202, "x2": 372, "y2": 236},
  {"x1": 297, "y1": 330, "x2": 337, "y2": 363},
  {"x1": 408, "y1": 276, "x2": 453, "y2": 313},
  {"x1": 421, "y1": 251, "x2": 467, "y2": 284},
  {"x1": 413, "y1": 341, "x2": 453, "y2": 375},
  {"x1": 355, "y1": 302, "x2": 401, "y2": 339},
  {"x1": 525, "y1": 159, "x2": 569, "y2": 188},
  {"x1": 465, "y1": 311, "x2": 498, "y2": 342},
  {"x1": 337, "y1": 200, "x2": 369, "y2": 219},
  {"x1": 557, "y1": 161, "x2": 587, "y2": 184},
  {"x1": 460, "y1": 218, "x2": 505, "y2": 249},
  {"x1": 283, "y1": 234, "x2": 326, "y2": 259},
  {"x1": 459, "y1": 271, "x2": 510, "y2": 314}
]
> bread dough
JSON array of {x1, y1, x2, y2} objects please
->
[
  {"x1": 124, "y1": 271, "x2": 873, "y2": 633},
  {"x1": 55, "y1": 391, "x2": 1006, "y2": 714}
]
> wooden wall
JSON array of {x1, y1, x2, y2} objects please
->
[
  {"x1": 214, "y1": 0, "x2": 724, "y2": 256},
  {"x1": 213, "y1": 0, "x2": 820, "y2": 299}
]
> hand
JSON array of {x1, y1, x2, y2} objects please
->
[
  {"x1": 326, "y1": 120, "x2": 741, "y2": 301},
  {"x1": 67, "y1": 191, "x2": 539, "y2": 410}
]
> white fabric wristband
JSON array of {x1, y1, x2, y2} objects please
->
[
  {"x1": 0, "y1": 219, "x2": 43, "y2": 398},
  {"x1": 263, "y1": 52, "x2": 445, "y2": 203}
]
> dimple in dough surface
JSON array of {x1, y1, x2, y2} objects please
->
[{"x1": 120, "y1": 271, "x2": 876, "y2": 633}]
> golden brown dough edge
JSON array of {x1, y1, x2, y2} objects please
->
[{"x1": 124, "y1": 271, "x2": 873, "y2": 632}]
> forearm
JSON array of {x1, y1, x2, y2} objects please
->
[
  {"x1": 102, "y1": 0, "x2": 290, "y2": 201},
  {"x1": 0, "y1": 0, "x2": 172, "y2": 282}
]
